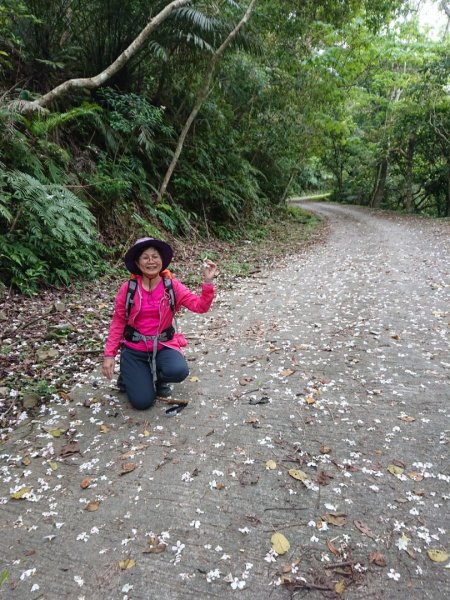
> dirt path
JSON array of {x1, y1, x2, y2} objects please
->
[{"x1": 1, "y1": 203, "x2": 449, "y2": 599}]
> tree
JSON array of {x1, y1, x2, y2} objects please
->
[{"x1": 158, "y1": 0, "x2": 257, "y2": 200}]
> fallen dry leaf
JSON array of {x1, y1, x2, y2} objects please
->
[
  {"x1": 271, "y1": 532, "x2": 290, "y2": 555},
  {"x1": 407, "y1": 471, "x2": 424, "y2": 481},
  {"x1": 99, "y1": 424, "x2": 110, "y2": 433},
  {"x1": 21, "y1": 456, "x2": 31, "y2": 466},
  {"x1": 323, "y1": 513, "x2": 347, "y2": 527},
  {"x1": 59, "y1": 442, "x2": 81, "y2": 458},
  {"x1": 85, "y1": 500, "x2": 100, "y2": 512},
  {"x1": 121, "y1": 462, "x2": 136, "y2": 475},
  {"x1": 320, "y1": 445, "x2": 332, "y2": 454},
  {"x1": 10, "y1": 486, "x2": 33, "y2": 500},
  {"x1": 335, "y1": 580, "x2": 346, "y2": 595},
  {"x1": 305, "y1": 395, "x2": 316, "y2": 405},
  {"x1": 288, "y1": 468, "x2": 309, "y2": 481},
  {"x1": 398, "y1": 415, "x2": 415, "y2": 423},
  {"x1": 317, "y1": 470, "x2": 332, "y2": 485},
  {"x1": 239, "y1": 376, "x2": 254, "y2": 386},
  {"x1": 387, "y1": 464, "x2": 404, "y2": 476},
  {"x1": 369, "y1": 551, "x2": 386, "y2": 566},
  {"x1": 266, "y1": 460, "x2": 277, "y2": 470},
  {"x1": 189, "y1": 376, "x2": 200, "y2": 383},
  {"x1": 426, "y1": 549, "x2": 449, "y2": 563},
  {"x1": 326, "y1": 539, "x2": 341, "y2": 556},
  {"x1": 80, "y1": 477, "x2": 92, "y2": 489},
  {"x1": 119, "y1": 558, "x2": 136, "y2": 570},
  {"x1": 354, "y1": 520, "x2": 376, "y2": 539},
  {"x1": 280, "y1": 369, "x2": 295, "y2": 377}
]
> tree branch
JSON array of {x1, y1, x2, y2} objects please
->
[{"x1": 8, "y1": 0, "x2": 191, "y2": 114}]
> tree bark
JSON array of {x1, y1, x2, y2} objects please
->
[
  {"x1": 157, "y1": 0, "x2": 257, "y2": 201},
  {"x1": 405, "y1": 134, "x2": 416, "y2": 213},
  {"x1": 370, "y1": 158, "x2": 388, "y2": 208},
  {"x1": 9, "y1": 0, "x2": 190, "y2": 114},
  {"x1": 446, "y1": 157, "x2": 450, "y2": 217}
]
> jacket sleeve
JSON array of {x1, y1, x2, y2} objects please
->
[
  {"x1": 103, "y1": 282, "x2": 129, "y2": 357},
  {"x1": 173, "y1": 279, "x2": 215, "y2": 314}
]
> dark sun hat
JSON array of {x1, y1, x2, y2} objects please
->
[{"x1": 124, "y1": 237, "x2": 173, "y2": 275}]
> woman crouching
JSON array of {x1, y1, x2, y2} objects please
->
[{"x1": 102, "y1": 237, "x2": 217, "y2": 409}]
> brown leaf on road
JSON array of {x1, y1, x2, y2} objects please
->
[
  {"x1": 317, "y1": 470, "x2": 333, "y2": 486},
  {"x1": 80, "y1": 477, "x2": 92, "y2": 489},
  {"x1": 326, "y1": 539, "x2": 341, "y2": 556},
  {"x1": 143, "y1": 544, "x2": 166, "y2": 554},
  {"x1": 59, "y1": 441, "x2": 81, "y2": 458},
  {"x1": 120, "y1": 462, "x2": 136, "y2": 475},
  {"x1": 354, "y1": 520, "x2": 376, "y2": 539},
  {"x1": 239, "y1": 376, "x2": 254, "y2": 386},
  {"x1": 85, "y1": 500, "x2": 100, "y2": 512},
  {"x1": 320, "y1": 445, "x2": 332, "y2": 454},
  {"x1": 369, "y1": 551, "x2": 386, "y2": 566},
  {"x1": 323, "y1": 513, "x2": 347, "y2": 527},
  {"x1": 280, "y1": 368, "x2": 295, "y2": 377}
]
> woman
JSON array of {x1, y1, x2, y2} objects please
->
[{"x1": 102, "y1": 237, "x2": 217, "y2": 410}]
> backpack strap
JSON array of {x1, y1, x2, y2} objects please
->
[
  {"x1": 163, "y1": 276, "x2": 176, "y2": 313},
  {"x1": 125, "y1": 276, "x2": 138, "y2": 321}
]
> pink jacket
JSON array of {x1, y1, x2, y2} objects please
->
[{"x1": 104, "y1": 276, "x2": 215, "y2": 357}]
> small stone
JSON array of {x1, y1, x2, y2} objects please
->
[{"x1": 22, "y1": 393, "x2": 40, "y2": 409}]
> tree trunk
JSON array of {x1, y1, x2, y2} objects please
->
[
  {"x1": 157, "y1": 0, "x2": 257, "y2": 201},
  {"x1": 10, "y1": 0, "x2": 190, "y2": 114},
  {"x1": 371, "y1": 158, "x2": 388, "y2": 208},
  {"x1": 405, "y1": 135, "x2": 416, "y2": 213},
  {"x1": 446, "y1": 157, "x2": 450, "y2": 217}
]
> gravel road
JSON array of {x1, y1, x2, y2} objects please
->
[{"x1": 1, "y1": 203, "x2": 449, "y2": 600}]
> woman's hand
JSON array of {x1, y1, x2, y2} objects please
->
[
  {"x1": 102, "y1": 356, "x2": 115, "y2": 379},
  {"x1": 203, "y1": 259, "x2": 218, "y2": 283}
]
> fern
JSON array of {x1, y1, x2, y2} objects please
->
[
  {"x1": 0, "y1": 169, "x2": 100, "y2": 293},
  {"x1": 28, "y1": 103, "x2": 102, "y2": 137}
]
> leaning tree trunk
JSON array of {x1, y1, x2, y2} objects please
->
[
  {"x1": 371, "y1": 158, "x2": 388, "y2": 208},
  {"x1": 9, "y1": 0, "x2": 190, "y2": 114},
  {"x1": 405, "y1": 135, "x2": 416, "y2": 213},
  {"x1": 157, "y1": 0, "x2": 257, "y2": 202},
  {"x1": 446, "y1": 157, "x2": 450, "y2": 217}
]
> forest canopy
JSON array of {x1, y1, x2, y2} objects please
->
[{"x1": 0, "y1": 0, "x2": 449, "y2": 293}]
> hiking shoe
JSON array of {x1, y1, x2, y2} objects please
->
[
  {"x1": 156, "y1": 383, "x2": 172, "y2": 398},
  {"x1": 116, "y1": 376, "x2": 126, "y2": 393}
]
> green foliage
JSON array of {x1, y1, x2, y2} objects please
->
[{"x1": 0, "y1": 167, "x2": 100, "y2": 294}]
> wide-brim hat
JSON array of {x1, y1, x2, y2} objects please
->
[{"x1": 124, "y1": 237, "x2": 173, "y2": 275}]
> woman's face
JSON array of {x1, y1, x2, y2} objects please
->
[{"x1": 137, "y1": 247, "x2": 163, "y2": 279}]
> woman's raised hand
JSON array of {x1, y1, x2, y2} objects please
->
[{"x1": 203, "y1": 259, "x2": 218, "y2": 283}]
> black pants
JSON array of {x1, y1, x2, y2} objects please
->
[{"x1": 120, "y1": 346, "x2": 189, "y2": 410}]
